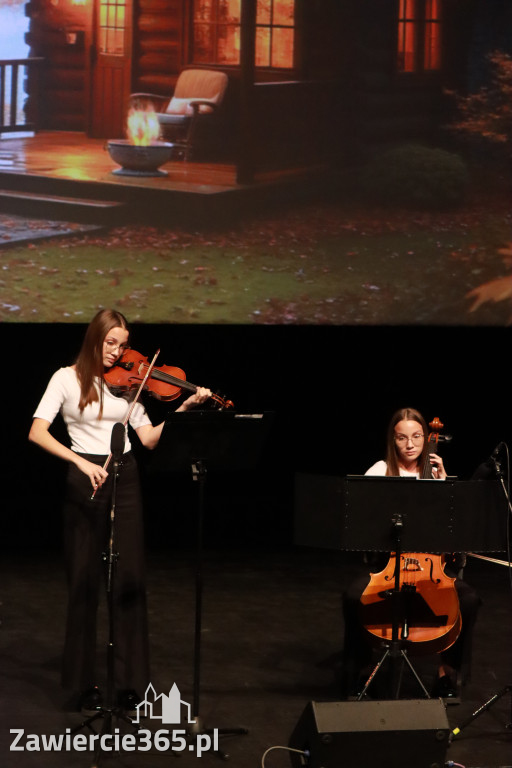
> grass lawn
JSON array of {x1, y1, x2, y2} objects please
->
[{"x1": 1, "y1": 198, "x2": 511, "y2": 324}]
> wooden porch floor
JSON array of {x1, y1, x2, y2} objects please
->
[
  {"x1": 0, "y1": 131, "x2": 239, "y2": 190},
  {"x1": 0, "y1": 131, "x2": 329, "y2": 224}
]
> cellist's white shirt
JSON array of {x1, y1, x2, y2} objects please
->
[
  {"x1": 33, "y1": 366, "x2": 151, "y2": 455},
  {"x1": 365, "y1": 460, "x2": 419, "y2": 478}
]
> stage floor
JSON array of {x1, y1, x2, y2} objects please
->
[{"x1": 1, "y1": 546, "x2": 511, "y2": 767}]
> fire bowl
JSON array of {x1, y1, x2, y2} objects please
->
[{"x1": 107, "y1": 139, "x2": 174, "y2": 177}]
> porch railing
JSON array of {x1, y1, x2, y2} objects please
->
[{"x1": 0, "y1": 58, "x2": 44, "y2": 133}]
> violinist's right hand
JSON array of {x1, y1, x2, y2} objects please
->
[
  {"x1": 75, "y1": 456, "x2": 109, "y2": 490},
  {"x1": 29, "y1": 418, "x2": 109, "y2": 490}
]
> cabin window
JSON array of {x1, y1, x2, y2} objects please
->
[
  {"x1": 192, "y1": 0, "x2": 295, "y2": 69},
  {"x1": 397, "y1": 0, "x2": 441, "y2": 73},
  {"x1": 98, "y1": 0, "x2": 127, "y2": 55}
]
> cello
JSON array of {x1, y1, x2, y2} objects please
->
[{"x1": 359, "y1": 417, "x2": 462, "y2": 655}]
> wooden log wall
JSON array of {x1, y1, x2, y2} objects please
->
[
  {"x1": 250, "y1": 80, "x2": 347, "y2": 170},
  {"x1": 301, "y1": 1, "x2": 354, "y2": 80},
  {"x1": 20, "y1": 0, "x2": 467, "y2": 172},
  {"x1": 25, "y1": 0, "x2": 87, "y2": 131},
  {"x1": 132, "y1": 0, "x2": 184, "y2": 95},
  {"x1": 344, "y1": 0, "x2": 446, "y2": 152}
]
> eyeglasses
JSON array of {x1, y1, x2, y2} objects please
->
[
  {"x1": 395, "y1": 433, "x2": 424, "y2": 445},
  {"x1": 104, "y1": 339, "x2": 130, "y2": 353}
]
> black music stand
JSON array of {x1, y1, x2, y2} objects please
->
[
  {"x1": 295, "y1": 474, "x2": 508, "y2": 700},
  {"x1": 341, "y1": 476, "x2": 508, "y2": 700},
  {"x1": 295, "y1": 474, "x2": 508, "y2": 554},
  {"x1": 152, "y1": 411, "x2": 273, "y2": 758}
]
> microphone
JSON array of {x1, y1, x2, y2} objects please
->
[
  {"x1": 110, "y1": 422, "x2": 125, "y2": 463},
  {"x1": 490, "y1": 442, "x2": 505, "y2": 461},
  {"x1": 471, "y1": 442, "x2": 505, "y2": 480}
]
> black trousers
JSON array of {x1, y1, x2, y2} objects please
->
[
  {"x1": 341, "y1": 570, "x2": 481, "y2": 696},
  {"x1": 61, "y1": 452, "x2": 150, "y2": 692}
]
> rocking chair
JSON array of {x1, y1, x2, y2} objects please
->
[{"x1": 130, "y1": 69, "x2": 229, "y2": 161}]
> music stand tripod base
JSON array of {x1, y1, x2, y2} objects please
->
[{"x1": 355, "y1": 640, "x2": 431, "y2": 701}]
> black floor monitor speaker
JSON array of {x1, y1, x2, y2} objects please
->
[{"x1": 289, "y1": 699, "x2": 450, "y2": 768}]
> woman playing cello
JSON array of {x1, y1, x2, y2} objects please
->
[
  {"x1": 28, "y1": 309, "x2": 211, "y2": 715},
  {"x1": 341, "y1": 407, "x2": 481, "y2": 700}
]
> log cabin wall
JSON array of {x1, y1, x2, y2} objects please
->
[
  {"x1": 22, "y1": 0, "x2": 476, "y2": 169},
  {"x1": 132, "y1": 0, "x2": 184, "y2": 94},
  {"x1": 26, "y1": 0, "x2": 88, "y2": 131},
  {"x1": 236, "y1": 0, "x2": 357, "y2": 170},
  {"x1": 348, "y1": 0, "x2": 458, "y2": 153},
  {"x1": 252, "y1": 0, "x2": 470, "y2": 168},
  {"x1": 227, "y1": 0, "x2": 465, "y2": 172}
]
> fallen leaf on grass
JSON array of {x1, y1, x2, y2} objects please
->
[{"x1": 467, "y1": 276, "x2": 512, "y2": 310}]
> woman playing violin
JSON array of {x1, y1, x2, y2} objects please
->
[
  {"x1": 341, "y1": 407, "x2": 481, "y2": 701},
  {"x1": 29, "y1": 309, "x2": 211, "y2": 715}
]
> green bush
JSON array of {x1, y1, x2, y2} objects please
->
[{"x1": 359, "y1": 143, "x2": 469, "y2": 208}]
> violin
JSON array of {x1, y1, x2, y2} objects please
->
[
  {"x1": 359, "y1": 417, "x2": 462, "y2": 655},
  {"x1": 91, "y1": 348, "x2": 232, "y2": 501},
  {"x1": 104, "y1": 348, "x2": 234, "y2": 410}
]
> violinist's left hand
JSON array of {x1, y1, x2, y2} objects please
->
[
  {"x1": 137, "y1": 387, "x2": 213, "y2": 451},
  {"x1": 429, "y1": 453, "x2": 447, "y2": 480},
  {"x1": 178, "y1": 387, "x2": 212, "y2": 411}
]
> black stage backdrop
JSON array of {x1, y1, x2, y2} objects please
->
[{"x1": 5, "y1": 323, "x2": 511, "y2": 552}]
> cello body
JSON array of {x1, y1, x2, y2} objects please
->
[{"x1": 360, "y1": 552, "x2": 462, "y2": 654}]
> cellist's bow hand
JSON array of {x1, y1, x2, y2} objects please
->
[
  {"x1": 178, "y1": 387, "x2": 213, "y2": 411},
  {"x1": 430, "y1": 453, "x2": 447, "y2": 480}
]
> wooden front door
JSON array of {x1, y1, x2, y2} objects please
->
[{"x1": 88, "y1": 0, "x2": 133, "y2": 138}]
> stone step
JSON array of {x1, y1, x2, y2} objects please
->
[{"x1": 0, "y1": 188, "x2": 125, "y2": 224}]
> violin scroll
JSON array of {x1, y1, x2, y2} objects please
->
[{"x1": 210, "y1": 393, "x2": 234, "y2": 410}]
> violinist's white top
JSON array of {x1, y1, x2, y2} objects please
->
[{"x1": 33, "y1": 366, "x2": 150, "y2": 454}]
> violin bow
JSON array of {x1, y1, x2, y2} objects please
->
[{"x1": 90, "y1": 349, "x2": 160, "y2": 501}]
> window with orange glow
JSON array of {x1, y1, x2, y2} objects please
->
[
  {"x1": 192, "y1": 0, "x2": 295, "y2": 69},
  {"x1": 397, "y1": 0, "x2": 441, "y2": 73},
  {"x1": 99, "y1": 0, "x2": 127, "y2": 55},
  {"x1": 424, "y1": 0, "x2": 441, "y2": 70}
]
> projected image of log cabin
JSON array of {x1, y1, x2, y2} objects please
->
[{"x1": 19, "y1": 0, "x2": 487, "y2": 180}]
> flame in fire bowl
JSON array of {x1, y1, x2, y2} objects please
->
[
  {"x1": 107, "y1": 103, "x2": 174, "y2": 176},
  {"x1": 107, "y1": 140, "x2": 174, "y2": 177}
]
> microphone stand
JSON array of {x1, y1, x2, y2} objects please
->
[
  {"x1": 452, "y1": 444, "x2": 512, "y2": 741},
  {"x1": 71, "y1": 423, "x2": 138, "y2": 767},
  {"x1": 490, "y1": 454, "x2": 512, "y2": 521},
  {"x1": 450, "y1": 685, "x2": 512, "y2": 742}
]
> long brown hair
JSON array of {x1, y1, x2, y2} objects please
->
[
  {"x1": 75, "y1": 309, "x2": 129, "y2": 415},
  {"x1": 385, "y1": 407, "x2": 429, "y2": 476}
]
